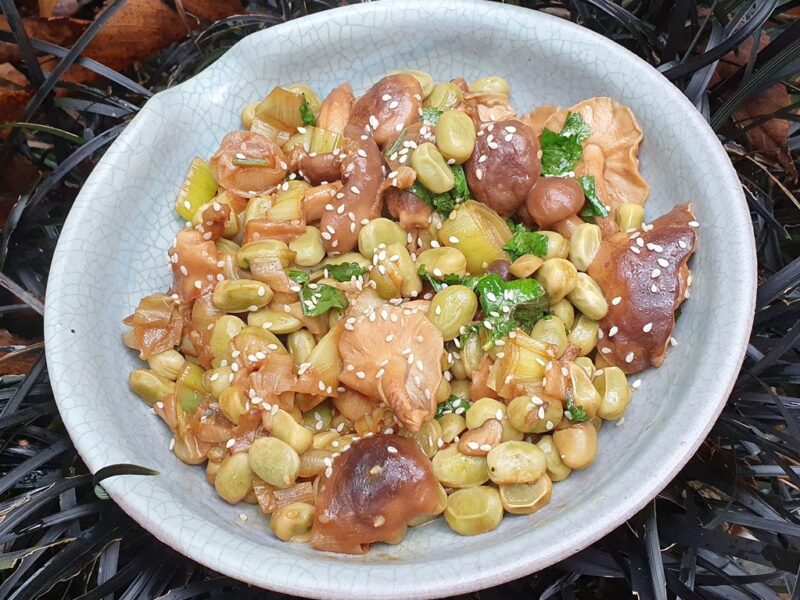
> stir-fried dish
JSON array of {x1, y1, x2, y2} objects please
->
[{"x1": 123, "y1": 71, "x2": 698, "y2": 553}]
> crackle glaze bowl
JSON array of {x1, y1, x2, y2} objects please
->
[{"x1": 44, "y1": 0, "x2": 756, "y2": 598}]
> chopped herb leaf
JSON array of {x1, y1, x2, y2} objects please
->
[
  {"x1": 299, "y1": 283, "x2": 347, "y2": 317},
  {"x1": 422, "y1": 107, "x2": 443, "y2": 125},
  {"x1": 289, "y1": 269, "x2": 348, "y2": 316},
  {"x1": 325, "y1": 262, "x2": 367, "y2": 282},
  {"x1": 539, "y1": 112, "x2": 589, "y2": 176},
  {"x1": 299, "y1": 94, "x2": 316, "y2": 126},
  {"x1": 288, "y1": 270, "x2": 310, "y2": 285},
  {"x1": 417, "y1": 265, "x2": 464, "y2": 292},
  {"x1": 436, "y1": 395, "x2": 471, "y2": 418},
  {"x1": 409, "y1": 164, "x2": 471, "y2": 218},
  {"x1": 565, "y1": 395, "x2": 589, "y2": 422},
  {"x1": 578, "y1": 175, "x2": 609, "y2": 217},
  {"x1": 231, "y1": 157, "x2": 269, "y2": 167},
  {"x1": 502, "y1": 223, "x2": 549, "y2": 261},
  {"x1": 475, "y1": 274, "x2": 549, "y2": 347}
]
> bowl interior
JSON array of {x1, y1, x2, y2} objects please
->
[{"x1": 45, "y1": 1, "x2": 754, "y2": 598}]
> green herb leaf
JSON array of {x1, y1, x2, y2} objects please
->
[
  {"x1": 418, "y1": 265, "x2": 484, "y2": 293},
  {"x1": 578, "y1": 175, "x2": 609, "y2": 217},
  {"x1": 475, "y1": 275, "x2": 548, "y2": 347},
  {"x1": 300, "y1": 94, "x2": 316, "y2": 126},
  {"x1": 409, "y1": 164, "x2": 471, "y2": 218},
  {"x1": 540, "y1": 112, "x2": 589, "y2": 176},
  {"x1": 231, "y1": 157, "x2": 269, "y2": 167},
  {"x1": 436, "y1": 395, "x2": 471, "y2": 418},
  {"x1": 299, "y1": 283, "x2": 347, "y2": 317},
  {"x1": 325, "y1": 262, "x2": 367, "y2": 282},
  {"x1": 422, "y1": 107, "x2": 443, "y2": 125},
  {"x1": 565, "y1": 395, "x2": 589, "y2": 423},
  {"x1": 451, "y1": 163, "x2": 470, "y2": 200},
  {"x1": 502, "y1": 223, "x2": 549, "y2": 261},
  {"x1": 288, "y1": 270, "x2": 310, "y2": 285},
  {"x1": 560, "y1": 112, "x2": 590, "y2": 141}
]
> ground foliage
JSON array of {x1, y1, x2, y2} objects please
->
[{"x1": 0, "y1": 0, "x2": 798, "y2": 598}]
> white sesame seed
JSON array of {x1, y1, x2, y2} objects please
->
[
  {"x1": 651, "y1": 269, "x2": 661, "y2": 278},
  {"x1": 657, "y1": 258, "x2": 669, "y2": 268},
  {"x1": 226, "y1": 438, "x2": 235, "y2": 448},
  {"x1": 387, "y1": 446, "x2": 398, "y2": 454},
  {"x1": 625, "y1": 352, "x2": 635, "y2": 363},
  {"x1": 678, "y1": 240, "x2": 688, "y2": 249},
  {"x1": 643, "y1": 322, "x2": 653, "y2": 333},
  {"x1": 631, "y1": 246, "x2": 641, "y2": 254},
  {"x1": 601, "y1": 347, "x2": 611, "y2": 354},
  {"x1": 651, "y1": 284, "x2": 659, "y2": 293},
  {"x1": 632, "y1": 379, "x2": 642, "y2": 389},
  {"x1": 611, "y1": 296, "x2": 622, "y2": 305},
  {"x1": 688, "y1": 221, "x2": 699, "y2": 228},
  {"x1": 369, "y1": 115, "x2": 379, "y2": 129},
  {"x1": 448, "y1": 236, "x2": 460, "y2": 244},
  {"x1": 608, "y1": 326, "x2": 618, "y2": 337}
]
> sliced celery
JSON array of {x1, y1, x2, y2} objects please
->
[
  {"x1": 251, "y1": 116, "x2": 292, "y2": 146},
  {"x1": 175, "y1": 157, "x2": 217, "y2": 221},
  {"x1": 255, "y1": 86, "x2": 304, "y2": 130},
  {"x1": 309, "y1": 126, "x2": 341, "y2": 154}
]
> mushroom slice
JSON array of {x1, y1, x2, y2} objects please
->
[
  {"x1": 385, "y1": 187, "x2": 432, "y2": 230},
  {"x1": 123, "y1": 293, "x2": 184, "y2": 360},
  {"x1": 169, "y1": 227, "x2": 223, "y2": 302},
  {"x1": 208, "y1": 131, "x2": 287, "y2": 198},
  {"x1": 461, "y1": 91, "x2": 516, "y2": 126},
  {"x1": 349, "y1": 75, "x2": 423, "y2": 148},
  {"x1": 311, "y1": 434, "x2": 440, "y2": 554},
  {"x1": 520, "y1": 104, "x2": 562, "y2": 138},
  {"x1": 319, "y1": 125, "x2": 384, "y2": 254},
  {"x1": 318, "y1": 83, "x2": 354, "y2": 136},
  {"x1": 338, "y1": 298, "x2": 443, "y2": 432},
  {"x1": 543, "y1": 97, "x2": 649, "y2": 211},
  {"x1": 587, "y1": 204, "x2": 698, "y2": 374}
]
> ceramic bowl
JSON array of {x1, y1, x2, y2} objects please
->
[{"x1": 44, "y1": 0, "x2": 755, "y2": 598}]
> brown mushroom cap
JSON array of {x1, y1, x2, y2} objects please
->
[
  {"x1": 587, "y1": 203, "x2": 698, "y2": 374},
  {"x1": 208, "y1": 131, "x2": 287, "y2": 197},
  {"x1": 525, "y1": 176, "x2": 586, "y2": 228},
  {"x1": 168, "y1": 227, "x2": 223, "y2": 302},
  {"x1": 338, "y1": 296, "x2": 443, "y2": 432},
  {"x1": 319, "y1": 125, "x2": 384, "y2": 254},
  {"x1": 311, "y1": 434, "x2": 440, "y2": 554},
  {"x1": 464, "y1": 119, "x2": 541, "y2": 216},
  {"x1": 317, "y1": 83, "x2": 354, "y2": 135},
  {"x1": 349, "y1": 75, "x2": 423, "y2": 148}
]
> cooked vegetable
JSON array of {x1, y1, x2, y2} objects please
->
[
  {"x1": 553, "y1": 422, "x2": 598, "y2": 469},
  {"x1": 212, "y1": 279, "x2": 273, "y2": 313},
  {"x1": 436, "y1": 109, "x2": 477, "y2": 164},
  {"x1": 535, "y1": 258, "x2": 577, "y2": 303},
  {"x1": 539, "y1": 112, "x2": 589, "y2": 176},
  {"x1": 431, "y1": 444, "x2": 489, "y2": 488},
  {"x1": 358, "y1": 218, "x2": 407, "y2": 258},
  {"x1": 175, "y1": 157, "x2": 218, "y2": 221},
  {"x1": 566, "y1": 272, "x2": 608, "y2": 321},
  {"x1": 536, "y1": 435, "x2": 572, "y2": 482},
  {"x1": 595, "y1": 366, "x2": 632, "y2": 420},
  {"x1": 248, "y1": 437, "x2": 300, "y2": 489},
  {"x1": 444, "y1": 486, "x2": 503, "y2": 535},
  {"x1": 468, "y1": 76, "x2": 509, "y2": 95},
  {"x1": 270, "y1": 502, "x2": 315, "y2": 542},
  {"x1": 502, "y1": 223, "x2": 549, "y2": 261},
  {"x1": 616, "y1": 201, "x2": 645, "y2": 231},
  {"x1": 129, "y1": 369, "x2": 174, "y2": 406},
  {"x1": 438, "y1": 201, "x2": 512, "y2": 273},
  {"x1": 499, "y1": 476, "x2": 552, "y2": 514},
  {"x1": 428, "y1": 285, "x2": 478, "y2": 341},
  {"x1": 215, "y1": 453, "x2": 253, "y2": 504},
  {"x1": 425, "y1": 82, "x2": 463, "y2": 111}
]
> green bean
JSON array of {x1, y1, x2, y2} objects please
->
[
  {"x1": 358, "y1": 218, "x2": 407, "y2": 258},
  {"x1": 574, "y1": 356, "x2": 595, "y2": 379},
  {"x1": 210, "y1": 315, "x2": 245, "y2": 364},
  {"x1": 535, "y1": 258, "x2": 578, "y2": 303},
  {"x1": 568, "y1": 314, "x2": 598, "y2": 356},
  {"x1": 411, "y1": 143, "x2": 455, "y2": 194},
  {"x1": 536, "y1": 434, "x2": 572, "y2": 481},
  {"x1": 506, "y1": 395, "x2": 562, "y2": 433},
  {"x1": 219, "y1": 386, "x2": 247, "y2": 424},
  {"x1": 530, "y1": 316, "x2": 568, "y2": 356},
  {"x1": 128, "y1": 369, "x2": 174, "y2": 406},
  {"x1": 248, "y1": 308, "x2": 303, "y2": 334},
  {"x1": 431, "y1": 444, "x2": 489, "y2": 488},
  {"x1": 538, "y1": 231, "x2": 569, "y2": 260},
  {"x1": 289, "y1": 226, "x2": 325, "y2": 267},
  {"x1": 400, "y1": 419, "x2": 443, "y2": 458},
  {"x1": 569, "y1": 223, "x2": 602, "y2": 272},
  {"x1": 499, "y1": 475, "x2": 552, "y2": 514},
  {"x1": 233, "y1": 326, "x2": 287, "y2": 358},
  {"x1": 436, "y1": 110, "x2": 476, "y2": 164},
  {"x1": 416, "y1": 247, "x2": 468, "y2": 278},
  {"x1": 248, "y1": 437, "x2": 300, "y2": 489},
  {"x1": 549, "y1": 298, "x2": 575, "y2": 330},
  {"x1": 147, "y1": 349, "x2": 185, "y2": 381},
  {"x1": 212, "y1": 280, "x2": 272, "y2": 313},
  {"x1": 236, "y1": 240, "x2": 295, "y2": 269},
  {"x1": 428, "y1": 285, "x2": 478, "y2": 341},
  {"x1": 206, "y1": 459, "x2": 221, "y2": 485},
  {"x1": 566, "y1": 273, "x2": 608, "y2": 321},
  {"x1": 569, "y1": 363, "x2": 602, "y2": 419},
  {"x1": 617, "y1": 202, "x2": 645, "y2": 231},
  {"x1": 468, "y1": 76, "x2": 510, "y2": 95},
  {"x1": 486, "y1": 440, "x2": 546, "y2": 484},
  {"x1": 270, "y1": 501, "x2": 315, "y2": 543},
  {"x1": 509, "y1": 254, "x2": 543, "y2": 278},
  {"x1": 175, "y1": 362, "x2": 206, "y2": 412},
  {"x1": 460, "y1": 334, "x2": 483, "y2": 379},
  {"x1": 595, "y1": 366, "x2": 631, "y2": 420},
  {"x1": 287, "y1": 329, "x2": 316, "y2": 365},
  {"x1": 271, "y1": 409, "x2": 314, "y2": 454},
  {"x1": 425, "y1": 82, "x2": 463, "y2": 110},
  {"x1": 449, "y1": 356, "x2": 468, "y2": 380},
  {"x1": 215, "y1": 452, "x2": 253, "y2": 504},
  {"x1": 439, "y1": 413, "x2": 467, "y2": 443},
  {"x1": 553, "y1": 422, "x2": 597, "y2": 469},
  {"x1": 466, "y1": 397, "x2": 506, "y2": 430},
  {"x1": 203, "y1": 366, "x2": 232, "y2": 398},
  {"x1": 449, "y1": 379, "x2": 471, "y2": 402},
  {"x1": 444, "y1": 486, "x2": 503, "y2": 536}
]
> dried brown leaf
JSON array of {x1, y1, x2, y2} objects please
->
[
  {"x1": 0, "y1": 63, "x2": 30, "y2": 89},
  {"x1": 0, "y1": 16, "x2": 88, "y2": 63},
  {"x1": 180, "y1": 0, "x2": 243, "y2": 23},
  {"x1": 715, "y1": 34, "x2": 798, "y2": 179}
]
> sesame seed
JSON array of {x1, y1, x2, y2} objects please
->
[
  {"x1": 608, "y1": 326, "x2": 618, "y2": 337},
  {"x1": 688, "y1": 220, "x2": 699, "y2": 228},
  {"x1": 643, "y1": 322, "x2": 653, "y2": 333},
  {"x1": 601, "y1": 347, "x2": 611, "y2": 354},
  {"x1": 657, "y1": 258, "x2": 669, "y2": 268},
  {"x1": 467, "y1": 441, "x2": 480, "y2": 450},
  {"x1": 632, "y1": 378, "x2": 642, "y2": 389},
  {"x1": 631, "y1": 246, "x2": 641, "y2": 254},
  {"x1": 651, "y1": 284, "x2": 659, "y2": 293},
  {"x1": 651, "y1": 269, "x2": 661, "y2": 278},
  {"x1": 395, "y1": 123, "x2": 403, "y2": 132},
  {"x1": 194, "y1": 280, "x2": 202, "y2": 289},
  {"x1": 325, "y1": 467, "x2": 333, "y2": 478},
  {"x1": 387, "y1": 446, "x2": 398, "y2": 454},
  {"x1": 448, "y1": 236, "x2": 460, "y2": 244},
  {"x1": 611, "y1": 296, "x2": 622, "y2": 305},
  {"x1": 381, "y1": 93, "x2": 391, "y2": 101},
  {"x1": 475, "y1": 168, "x2": 483, "y2": 181},
  {"x1": 370, "y1": 464, "x2": 382, "y2": 475},
  {"x1": 678, "y1": 240, "x2": 688, "y2": 249},
  {"x1": 389, "y1": 100, "x2": 399, "y2": 109},
  {"x1": 636, "y1": 237, "x2": 644, "y2": 247},
  {"x1": 356, "y1": 371, "x2": 366, "y2": 379},
  {"x1": 369, "y1": 115, "x2": 379, "y2": 129},
  {"x1": 373, "y1": 516, "x2": 386, "y2": 527},
  {"x1": 226, "y1": 438, "x2": 235, "y2": 448},
  {"x1": 625, "y1": 352, "x2": 635, "y2": 363}
]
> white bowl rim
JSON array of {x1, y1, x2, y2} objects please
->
[{"x1": 44, "y1": 0, "x2": 756, "y2": 598}]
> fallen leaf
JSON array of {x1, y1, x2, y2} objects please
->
[
  {"x1": 0, "y1": 330, "x2": 42, "y2": 376},
  {"x1": 180, "y1": 0, "x2": 243, "y2": 23},
  {"x1": 82, "y1": 0, "x2": 188, "y2": 72},
  {"x1": 0, "y1": 63, "x2": 29, "y2": 88},
  {"x1": 0, "y1": 16, "x2": 88, "y2": 64},
  {"x1": 714, "y1": 34, "x2": 798, "y2": 179},
  {"x1": 0, "y1": 90, "x2": 32, "y2": 137}
]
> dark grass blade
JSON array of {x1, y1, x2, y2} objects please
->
[{"x1": 0, "y1": 0, "x2": 45, "y2": 88}]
